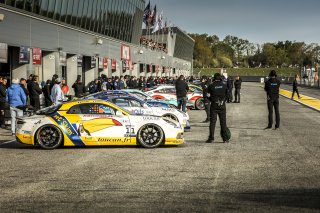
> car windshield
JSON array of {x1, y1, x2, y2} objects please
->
[{"x1": 36, "y1": 104, "x2": 62, "y2": 115}]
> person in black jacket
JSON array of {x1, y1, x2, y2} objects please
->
[
  {"x1": 206, "y1": 73, "x2": 229, "y2": 143},
  {"x1": 234, "y1": 76, "x2": 242, "y2": 103},
  {"x1": 42, "y1": 80, "x2": 52, "y2": 107},
  {"x1": 27, "y1": 75, "x2": 42, "y2": 111},
  {"x1": 72, "y1": 78, "x2": 86, "y2": 98},
  {"x1": 20, "y1": 78, "x2": 29, "y2": 98},
  {"x1": 264, "y1": 70, "x2": 281, "y2": 130},
  {"x1": 201, "y1": 76, "x2": 211, "y2": 123},
  {"x1": 175, "y1": 75, "x2": 189, "y2": 112},
  {"x1": 0, "y1": 76, "x2": 8, "y2": 128},
  {"x1": 226, "y1": 76, "x2": 234, "y2": 103},
  {"x1": 291, "y1": 74, "x2": 301, "y2": 99}
]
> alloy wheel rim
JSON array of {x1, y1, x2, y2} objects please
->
[{"x1": 139, "y1": 125, "x2": 161, "y2": 145}]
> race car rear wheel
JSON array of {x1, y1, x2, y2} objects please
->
[
  {"x1": 195, "y1": 98, "x2": 205, "y2": 110},
  {"x1": 162, "y1": 114, "x2": 179, "y2": 122},
  {"x1": 137, "y1": 124, "x2": 164, "y2": 148},
  {"x1": 36, "y1": 125, "x2": 63, "y2": 150}
]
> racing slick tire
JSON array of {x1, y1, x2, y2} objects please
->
[
  {"x1": 36, "y1": 125, "x2": 63, "y2": 150},
  {"x1": 195, "y1": 98, "x2": 205, "y2": 110},
  {"x1": 137, "y1": 124, "x2": 164, "y2": 148},
  {"x1": 162, "y1": 114, "x2": 179, "y2": 123}
]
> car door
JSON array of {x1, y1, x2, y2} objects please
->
[{"x1": 65, "y1": 103, "x2": 132, "y2": 145}]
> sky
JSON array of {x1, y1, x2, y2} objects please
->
[{"x1": 150, "y1": 0, "x2": 320, "y2": 44}]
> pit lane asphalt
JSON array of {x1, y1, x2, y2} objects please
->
[{"x1": 0, "y1": 83, "x2": 320, "y2": 212}]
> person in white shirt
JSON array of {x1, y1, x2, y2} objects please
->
[{"x1": 50, "y1": 78, "x2": 64, "y2": 105}]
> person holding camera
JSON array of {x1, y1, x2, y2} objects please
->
[{"x1": 206, "y1": 73, "x2": 229, "y2": 143}]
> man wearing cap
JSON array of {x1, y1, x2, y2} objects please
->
[
  {"x1": 264, "y1": 70, "x2": 281, "y2": 129},
  {"x1": 51, "y1": 78, "x2": 65, "y2": 105},
  {"x1": 206, "y1": 73, "x2": 229, "y2": 143}
]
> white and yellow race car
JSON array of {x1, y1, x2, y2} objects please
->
[{"x1": 16, "y1": 100, "x2": 184, "y2": 149}]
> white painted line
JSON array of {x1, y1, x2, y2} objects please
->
[{"x1": 0, "y1": 140, "x2": 16, "y2": 146}]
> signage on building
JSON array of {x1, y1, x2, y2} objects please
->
[
  {"x1": 103, "y1": 57, "x2": 108, "y2": 69},
  {"x1": 91, "y1": 56, "x2": 96, "y2": 68},
  {"x1": 59, "y1": 51, "x2": 67, "y2": 66},
  {"x1": 149, "y1": 64, "x2": 153, "y2": 73},
  {"x1": 111, "y1": 59, "x2": 117, "y2": 71},
  {"x1": 98, "y1": 57, "x2": 103, "y2": 69},
  {"x1": 32, "y1": 48, "x2": 42, "y2": 65},
  {"x1": 121, "y1": 44, "x2": 131, "y2": 61},
  {"x1": 77, "y1": 55, "x2": 83, "y2": 67},
  {"x1": 0, "y1": 43, "x2": 8, "y2": 63},
  {"x1": 19, "y1": 46, "x2": 30, "y2": 64}
]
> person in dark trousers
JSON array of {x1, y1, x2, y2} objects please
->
[
  {"x1": 0, "y1": 76, "x2": 8, "y2": 128},
  {"x1": 291, "y1": 74, "x2": 301, "y2": 99},
  {"x1": 175, "y1": 75, "x2": 189, "y2": 112},
  {"x1": 264, "y1": 70, "x2": 281, "y2": 130},
  {"x1": 42, "y1": 80, "x2": 52, "y2": 107},
  {"x1": 234, "y1": 76, "x2": 242, "y2": 103},
  {"x1": 226, "y1": 76, "x2": 234, "y2": 103},
  {"x1": 201, "y1": 76, "x2": 211, "y2": 123},
  {"x1": 206, "y1": 73, "x2": 229, "y2": 143},
  {"x1": 27, "y1": 75, "x2": 42, "y2": 111},
  {"x1": 72, "y1": 77, "x2": 86, "y2": 98}
]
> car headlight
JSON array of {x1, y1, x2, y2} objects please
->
[{"x1": 163, "y1": 118, "x2": 181, "y2": 129}]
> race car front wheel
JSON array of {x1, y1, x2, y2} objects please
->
[
  {"x1": 137, "y1": 124, "x2": 164, "y2": 148},
  {"x1": 195, "y1": 98, "x2": 205, "y2": 110},
  {"x1": 36, "y1": 125, "x2": 63, "y2": 150}
]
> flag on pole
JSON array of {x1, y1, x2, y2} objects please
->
[
  {"x1": 152, "y1": 10, "x2": 163, "y2": 33},
  {"x1": 143, "y1": 1, "x2": 151, "y2": 26},
  {"x1": 158, "y1": 11, "x2": 164, "y2": 30},
  {"x1": 148, "y1": 5, "x2": 157, "y2": 27}
]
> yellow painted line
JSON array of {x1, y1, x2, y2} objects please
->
[{"x1": 279, "y1": 89, "x2": 320, "y2": 111}]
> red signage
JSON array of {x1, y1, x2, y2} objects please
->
[
  {"x1": 32, "y1": 48, "x2": 42, "y2": 65},
  {"x1": 121, "y1": 44, "x2": 131, "y2": 61},
  {"x1": 112, "y1": 59, "x2": 116, "y2": 71},
  {"x1": 149, "y1": 64, "x2": 153, "y2": 72},
  {"x1": 103, "y1": 57, "x2": 108, "y2": 69}
]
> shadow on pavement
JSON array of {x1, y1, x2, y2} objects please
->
[{"x1": 235, "y1": 188, "x2": 320, "y2": 210}]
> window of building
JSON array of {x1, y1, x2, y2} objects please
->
[
  {"x1": 53, "y1": 0, "x2": 62, "y2": 20},
  {"x1": 85, "y1": 0, "x2": 93, "y2": 30},
  {"x1": 47, "y1": 0, "x2": 56, "y2": 19},
  {"x1": 39, "y1": 0, "x2": 49, "y2": 17},
  {"x1": 75, "y1": 0, "x2": 84, "y2": 27},
  {"x1": 70, "y1": 0, "x2": 78, "y2": 25},
  {"x1": 65, "y1": 0, "x2": 74, "y2": 24}
]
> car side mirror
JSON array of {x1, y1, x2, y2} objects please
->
[{"x1": 116, "y1": 111, "x2": 124, "y2": 117}]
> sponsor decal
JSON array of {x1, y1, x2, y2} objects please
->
[
  {"x1": 23, "y1": 130, "x2": 32, "y2": 134},
  {"x1": 97, "y1": 138, "x2": 131, "y2": 143},
  {"x1": 142, "y1": 116, "x2": 160, "y2": 121},
  {"x1": 51, "y1": 112, "x2": 85, "y2": 146},
  {"x1": 125, "y1": 125, "x2": 136, "y2": 137},
  {"x1": 131, "y1": 108, "x2": 145, "y2": 115}
]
